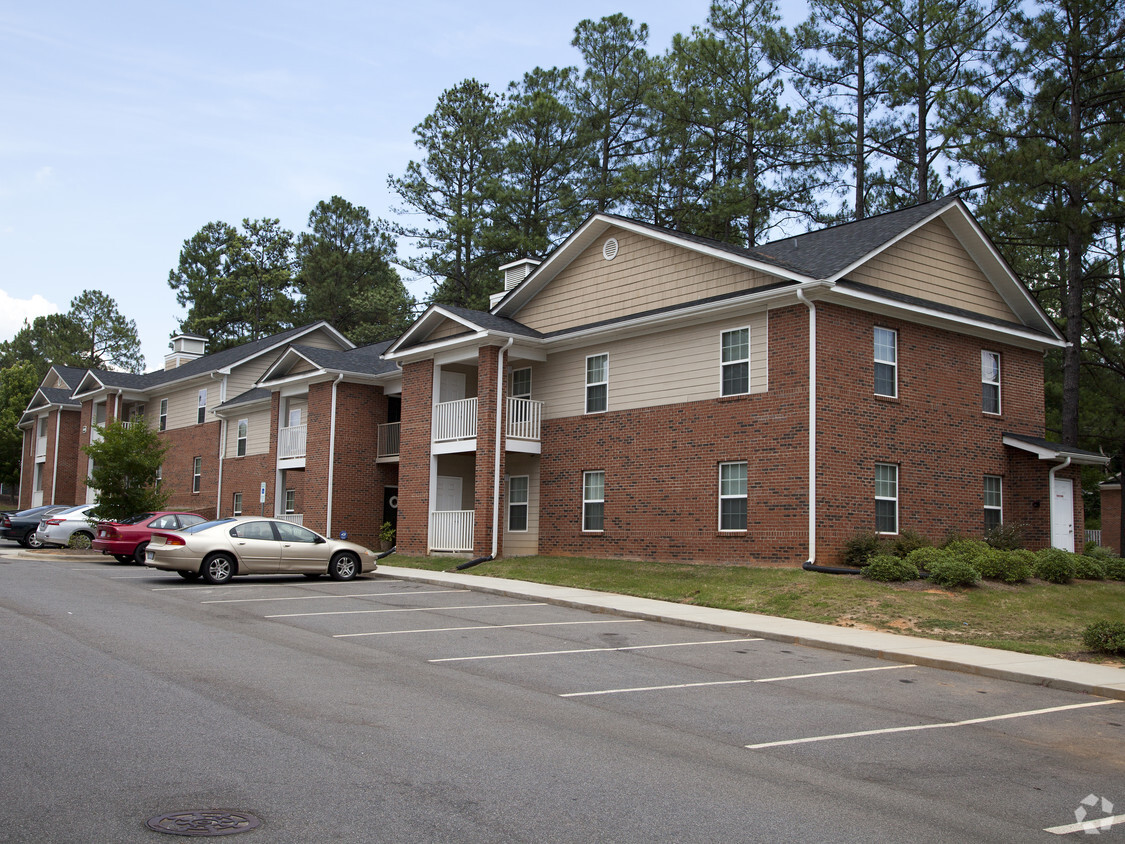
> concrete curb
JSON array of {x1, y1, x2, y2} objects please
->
[{"x1": 374, "y1": 565, "x2": 1125, "y2": 702}]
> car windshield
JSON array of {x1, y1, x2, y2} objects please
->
[
  {"x1": 118, "y1": 513, "x2": 155, "y2": 525},
  {"x1": 183, "y1": 518, "x2": 237, "y2": 534}
]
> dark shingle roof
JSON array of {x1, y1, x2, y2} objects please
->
[
  {"x1": 51, "y1": 365, "x2": 88, "y2": 389},
  {"x1": 285, "y1": 340, "x2": 399, "y2": 377},
  {"x1": 436, "y1": 304, "x2": 543, "y2": 338},
  {"x1": 1004, "y1": 433, "x2": 1108, "y2": 462},
  {"x1": 217, "y1": 388, "x2": 272, "y2": 410}
]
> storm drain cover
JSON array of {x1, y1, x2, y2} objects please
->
[{"x1": 146, "y1": 810, "x2": 261, "y2": 836}]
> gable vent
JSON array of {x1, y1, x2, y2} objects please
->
[
  {"x1": 603, "y1": 237, "x2": 619, "y2": 261},
  {"x1": 500, "y1": 258, "x2": 541, "y2": 291}
]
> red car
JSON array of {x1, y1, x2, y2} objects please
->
[{"x1": 93, "y1": 512, "x2": 208, "y2": 564}]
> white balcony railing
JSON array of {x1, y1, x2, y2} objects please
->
[
  {"x1": 377, "y1": 422, "x2": 401, "y2": 458},
  {"x1": 506, "y1": 397, "x2": 543, "y2": 441},
  {"x1": 429, "y1": 510, "x2": 474, "y2": 552},
  {"x1": 278, "y1": 424, "x2": 307, "y2": 459},
  {"x1": 433, "y1": 398, "x2": 477, "y2": 442},
  {"x1": 35, "y1": 436, "x2": 47, "y2": 459},
  {"x1": 276, "y1": 513, "x2": 304, "y2": 525}
]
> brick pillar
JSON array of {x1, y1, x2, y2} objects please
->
[
  {"x1": 399, "y1": 360, "x2": 434, "y2": 555},
  {"x1": 474, "y1": 345, "x2": 506, "y2": 558}
]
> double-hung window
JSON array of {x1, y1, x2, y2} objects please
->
[
  {"x1": 154, "y1": 466, "x2": 162, "y2": 490},
  {"x1": 583, "y1": 471, "x2": 605, "y2": 532},
  {"x1": 508, "y1": 476, "x2": 529, "y2": 532},
  {"x1": 984, "y1": 475, "x2": 1002, "y2": 532},
  {"x1": 192, "y1": 457, "x2": 202, "y2": 493},
  {"x1": 511, "y1": 368, "x2": 532, "y2": 400},
  {"x1": 875, "y1": 463, "x2": 898, "y2": 534},
  {"x1": 585, "y1": 355, "x2": 608, "y2": 414},
  {"x1": 721, "y1": 328, "x2": 750, "y2": 396},
  {"x1": 874, "y1": 327, "x2": 897, "y2": 397},
  {"x1": 232, "y1": 492, "x2": 242, "y2": 516},
  {"x1": 159, "y1": 399, "x2": 168, "y2": 431},
  {"x1": 981, "y1": 351, "x2": 1000, "y2": 414},
  {"x1": 236, "y1": 419, "x2": 248, "y2": 457},
  {"x1": 719, "y1": 461, "x2": 748, "y2": 531},
  {"x1": 197, "y1": 389, "x2": 207, "y2": 424},
  {"x1": 285, "y1": 489, "x2": 296, "y2": 514}
]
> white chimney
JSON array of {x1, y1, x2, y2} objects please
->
[{"x1": 491, "y1": 258, "x2": 542, "y2": 308}]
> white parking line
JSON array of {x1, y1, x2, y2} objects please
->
[
  {"x1": 267, "y1": 602, "x2": 546, "y2": 619},
  {"x1": 335, "y1": 619, "x2": 643, "y2": 638},
  {"x1": 152, "y1": 583, "x2": 264, "y2": 591},
  {"x1": 560, "y1": 664, "x2": 911, "y2": 698},
  {"x1": 746, "y1": 699, "x2": 1121, "y2": 749},
  {"x1": 1044, "y1": 813, "x2": 1125, "y2": 835},
  {"x1": 202, "y1": 589, "x2": 468, "y2": 604},
  {"x1": 429, "y1": 638, "x2": 765, "y2": 663}
]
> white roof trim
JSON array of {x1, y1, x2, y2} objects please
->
[
  {"x1": 386, "y1": 305, "x2": 491, "y2": 358},
  {"x1": 1003, "y1": 435, "x2": 1109, "y2": 465}
]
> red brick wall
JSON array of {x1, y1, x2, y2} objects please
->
[
  {"x1": 398, "y1": 361, "x2": 434, "y2": 554},
  {"x1": 156, "y1": 421, "x2": 223, "y2": 518},
  {"x1": 19, "y1": 427, "x2": 33, "y2": 508},
  {"x1": 474, "y1": 346, "x2": 505, "y2": 557},
  {"x1": 74, "y1": 401, "x2": 94, "y2": 504},
  {"x1": 51, "y1": 410, "x2": 81, "y2": 505}
]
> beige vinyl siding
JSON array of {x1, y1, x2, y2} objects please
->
[
  {"x1": 514, "y1": 227, "x2": 782, "y2": 334},
  {"x1": 428, "y1": 319, "x2": 472, "y2": 341},
  {"x1": 504, "y1": 454, "x2": 539, "y2": 557},
  {"x1": 537, "y1": 311, "x2": 768, "y2": 419},
  {"x1": 295, "y1": 327, "x2": 346, "y2": 350},
  {"x1": 282, "y1": 397, "x2": 308, "y2": 426},
  {"x1": 162, "y1": 385, "x2": 210, "y2": 430},
  {"x1": 226, "y1": 407, "x2": 271, "y2": 457},
  {"x1": 848, "y1": 219, "x2": 1017, "y2": 322}
]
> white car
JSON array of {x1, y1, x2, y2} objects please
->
[
  {"x1": 144, "y1": 516, "x2": 379, "y2": 584},
  {"x1": 35, "y1": 504, "x2": 100, "y2": 549}
]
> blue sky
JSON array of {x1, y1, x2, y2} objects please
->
[{"x1": 2, "y1": 0, "x2": 805, "y2": 371}]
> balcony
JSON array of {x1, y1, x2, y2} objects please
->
[
  {"x1": 377, "y1": 422, "x2": 400, "y2": 461},
  {"x1": 278, "y1": 424, "x2": 307, "y2": 460},
  {"x1": 433, "y1": 397, "x2": 477, "y2": 442},
  {"x1": 506, "y1": 397, "x2": 542, "y2": 442},
  {"x1": 429, "y1": 510, "x2": 474, "y2": 552}
]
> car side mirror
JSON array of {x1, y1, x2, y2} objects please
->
[{"x1": 315, "y1": 536, "x2": 326, "y2": 544}]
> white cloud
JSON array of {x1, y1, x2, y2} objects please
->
[{"x1": 0, "y1": 290, "x2": 61, "y2": 342}]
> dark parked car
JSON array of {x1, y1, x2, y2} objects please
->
[
  {"x1": 92, "y1": 511, "x2": 207, "y2": 564},
  {"x1": 1, "y1": 505, "x2": 69, "y2": 548}
]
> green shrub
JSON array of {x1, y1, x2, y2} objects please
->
[
  {"x1": 1073, "y1": 556, "x2": 1107, "y2": 580},
  {"x1": 1083, "y1": 544, "x2": 1119, "y2": 562},
  {"x1": 943, "y1": 539, "x2": 990, "y2": 570},
  {"x1": 905, "y1": 546, "x2": 950, "y2": 574},
  {"x1": 984, "y1": 522, "x2": 1025, "y2": 551},
  {"x1": 1034, "y1": 548, "x2": 1077, "y2": 584},
  {"x1": 1104, "y1": 558, "x2": 1125, "y2": 581},
  {"x1": 842, "y1": 532, "x2": 888, "y2": 568},
  {"x1": 862, "y1": 554, "x2": 920, "y2": 582},
  {"x1": 927, "y1": 557, "x2": 981, "y2": 587},
  {"x1": 891, "y1": 529, "x2": 931, "y2": 558},
  {"x1": 1081, "y1": 621, "x2": 1125, "y2": 655},
  {"x1": 977, "y1": 548, "x2": 1033, "y2": 584}
]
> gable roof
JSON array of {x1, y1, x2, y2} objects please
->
[
  {"x1": 385, "y1": 304, "x2": 543, "y2": 359},
  {"x1": 259, "y1": 340, "x2": 401, "y2": 385}
]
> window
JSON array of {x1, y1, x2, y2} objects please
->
[
  {"x1": 874, "y1": 327, "x2": 897, "y2": 397},
  {"x1": 285, "y1": 489, "x2": 296, "y2": 514},
  {"x1": 159, "y1": 399, "x2": 167, "y2": 432},
  {"x1": 288, "y1": 408, "x2": 301, "y2": 428},
  {"x1": 231, "y1": 521, "x2": 276, "y2": 541},
  {"x1": 154, "y1": 466, "x2": 162, "y2": 490},
  {"x1": 192, "y1": 457, "x2": 202, "y2": 493},
  {"x1": 981, "y1": 351, "x2": 1000, "y2": 414},
  {"x1": 37, "y1": 416, "x2": 48, "y2": 437},
  {"x1": 508, "y1": 476, "x2": 529, "y2": 532},
  {"x1": 150, "y1": 515, "x2": 178, "y2": 530},
  {"x1": 511, "y1": 368, "x2": 532, "y2": 399},
  {"x1": 232, "y1": 492, "x2": 242, "y2": 516},
  {"x1": 277, "y1": 522, "x2": 317, "y2": 543},
  {"x1": 197, "y1": 389, "x2": 207, "y2": 424},
  {"x1": 34, "y1": 463, "x2": 44, "y2": 492},
  {"x1": 984, "y1": 475, "x2": 1002, "y2": 532},
  {"x1": 583, "y1": 471, "x2": 605, "y2": 532},
  {"x1": 875, "y1": 463, "x2": 898, "y2": 534},
  {"x1": 585, "y1": 354, "x2": 608, "y2": 414},
  {"x1": 719, "y1": 461, "x2": 748, "y2": 531},
  {"x1": 721, "y1": 328, "x2": 750, "y2": 396},
  {"x1": 236, "y1": 419, "x2": 248, "y2": 457}
]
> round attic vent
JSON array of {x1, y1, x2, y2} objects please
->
[{"x1": 602, "y1": 237, "x2": 619, "y2": 261}]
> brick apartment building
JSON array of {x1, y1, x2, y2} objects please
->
[{"x1": 16, "y1": 196, "x2": 1107, "y2": 565}]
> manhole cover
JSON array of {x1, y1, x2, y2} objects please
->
[{"x1": 146, "y1": 811, "x2": 262, "y2": 836}]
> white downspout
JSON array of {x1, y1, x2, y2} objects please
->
[
  {"x1": 796, "y1": 289, "x2": 817, "y2": 564},
  {"x1": 492, "y1": 338, "x2": 514, "y2": 559},
  {"x1": 326, "y1": 374, "x2": 344, "y2": 537},
  {"x1": 1048, "y1": 456, "x2": 1072, "y2": 550},
  {"x1": 215, "y1": 375, "x2": 226, "y2": 517}
]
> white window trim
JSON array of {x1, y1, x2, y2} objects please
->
[
  {"x1": 285, "y1": 489, "x2": 296, "y2": 514},
  {"x1": 982, "y1": 350, "x2": 1001, "y2": 415},
  {"x1": 720, "y1": 327, "x2": 751, "y2": 397},
  {"x1": 192, "y1": 457, "x2": 202, "y2": 494},
  {"x1": 874, "y1": 327, "x2": 898, "y2": 398},
  {"x1": 511, "y1": 368, "x2": 532, "y2": 400},
  {"x1": 236, "y1": 419, "x2": 248, "y2": 457},
  {"x1": 718, "y1": 461, "x2": 748, "y2": 532},
  {"x1": 582, "y1": 470, "x2": 605, "y2": 533},
  {"x1": 508, "y1": 475, "x2": 529, "y2": 532},
  {"x1": 154, "y1": 465, "x2": 162, "y2": 490},
  {"x1": 585, "y1": 353, "x2": 608, "y2": 414},
  {"x1": 159, "y1": 398, "x2": 168, "y2": 432},
  {"x1": 875, "y1": 462, "x2": 898, "y2": 535},
  {"x1": 232, "y1": 491, "x2": 242, "y2": 516},
  {"x1": 984, "y1": 475, "x2": 1002, "y2": 528},
  {"x1": 197, "y1": 389, "x2": 207, "y2": 424}
]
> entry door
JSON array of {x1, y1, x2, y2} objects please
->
[
  {"x1": 1051, "y1": 477, "x2": 1075, "y2": 552},
  {"x1": 436, "y1": 476, "x2": 463, "y2": 512}
]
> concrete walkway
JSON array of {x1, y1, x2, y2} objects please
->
[{"x1": 375, "y1": 564, "x2": 1125, "y2": 702}]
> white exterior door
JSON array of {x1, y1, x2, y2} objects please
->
[
  {"x1": 436, "y1": 475, "x2": 463, "y2": 511},
  {"x1": 1051, "y1": 477, "x2": 1075, "y2": 552}
]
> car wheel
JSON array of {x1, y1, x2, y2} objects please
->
[
  {"x1": 201, "y1": 553, "x2": 235, "y2": 585},
  {"x1": 176, "y1": 570, "x2": 200, "y2": 581},
  {"x1": 328, "y1": 552, "x2": 359, "y2": 581},
  {"x1": 132, "y1": 542, "x2": 149, "y2": 565},
  {"x1": 25, "y1": 531, "x2": 43, "y2": 549},
  {"x1": 69, "y1": 531, "x2": 93, "y2": 550},
  {"x1": 113, "y1": 554, "x2": 133, "y2": 564}
]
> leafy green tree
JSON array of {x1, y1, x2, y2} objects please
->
[
  {"x1": 68, "y1": 290, "x2": 144, "y2": 373},
  {"x1": 0, "y1": 361, "x2": 39, "y2": 486},
  {"x1": 82, "y1": 419, "x2": 169, "y2": 521},
  {"x1": 389, "y1": 78, "x2": 507, "y2": 309},
  {"x1": 295, "y1": 196, "x2": 415, "y2": 343},
  {"x1": 167, "y1": 221, "x2": 241, "y2": 343},
  {"x1": 0, "y1": 314, "x2": 87, "y2": 381}
]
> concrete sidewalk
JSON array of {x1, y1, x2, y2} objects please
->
[{"x1": 375, "y1": 564, "x2": 1125, "y2": 702}]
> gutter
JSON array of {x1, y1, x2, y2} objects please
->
[
  {"x1": 795, "y1": 288, "x2": 818, "y2": 568},
  {"x1": 325, "y1": 373, "x2": 344, "y2": 537}
]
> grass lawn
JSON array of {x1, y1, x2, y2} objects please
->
[{"x1": 380, "y1": 553, "x2": 1125, "y2": 664}]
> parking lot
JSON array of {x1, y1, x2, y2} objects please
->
[{"x1": 2, "y1": 552, "x2": 1123, "y2": 842}]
